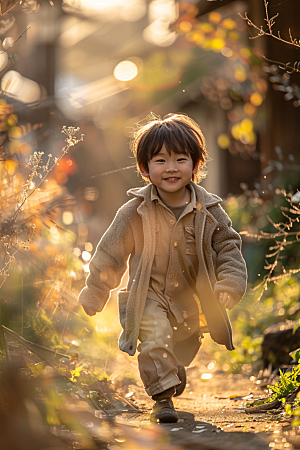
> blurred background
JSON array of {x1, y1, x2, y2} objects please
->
[{"x1": 1, "y1": 0, "x2": 300, "y2": 419}]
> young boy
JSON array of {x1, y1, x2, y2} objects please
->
[{"x1": 79, "y1": 113, "x2": 247, "y2": 423}]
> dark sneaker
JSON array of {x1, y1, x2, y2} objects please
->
[
  {"x1": 173, "y1": 365, "x2": 186, "y2": 397},
  {"x1": 150, "y1": 398, "x2": 178, "y2": 423}
]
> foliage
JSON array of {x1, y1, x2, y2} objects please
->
[
  {"x1": 70, "y1": 364, "x2": 83, "y2": 382},
  {"x1": 204, "y1": 160, "x2": 300, "y2": 373},
  {"x1": 173, "y1": 2, "x2": 266, "y2": 158},
  {"x1": 0, "y1": 125, "x2": 83, "y2": 288},
  {"x1": 268, "y1": 365, "x2": 300, "y2": 403},
  {"x1": 246, "y1": 363, "x2": 300, "y2": 426},
  {"x1": 228, "y1": 167, "x2": 300, "y2": 302}
]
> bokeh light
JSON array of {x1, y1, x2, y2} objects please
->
[
  {"x1": 83, "y1": 187, "x2": 99, "y2": 201},
  {"x1": 1, "y1": 71, "x2": 46, "y2": 104},
  {"x1": 73, "y1": 247, "x2": 81, "y2": 257},
  {"x1": 83, "y1": 264, "x2": 90, "y2": 273},
  {"x1": 113, "y1": 61, "x2": 138, "y2": 82},
  {"x1": 209, "y1": 12, "x2": 222, "y2": 24},
  {"x1": 179, "y1": 21, "x2": 192, "y2": 33},
  {"x1": 222, "y1": 18, "x2": 236, "y2": 30},
  {"x1": 62, "y1": 211, "x2": 74, "y2": 225},
  {"x1": 85, "y1": 242, "x2": 93, "y2": 252},
  {"x1": 211, "y1": 38, "x2": 225, "y2": 52},
  {"x1": 201, "y1": 373, "x2": 213, "y2": 380},
  {"x1": 217, "y1": 133, "x2": 230, "y2": 149},
  {"x1": 250, "y1": 92, "x2": 263, "y2": 106},
  {"x1": 244, "y1": 102, "x2": 257, "y2": 116},
  {"x1": 82, "y1": 251, "x2": 91, "y2": 262}
]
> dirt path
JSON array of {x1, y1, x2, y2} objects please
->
[{"x1": 119, "y1": 370, "x2": 294, "y2": 450}]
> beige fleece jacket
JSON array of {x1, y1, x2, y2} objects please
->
[{"x1": 78, "y1": 182, "x2": 247, "y2": 355}]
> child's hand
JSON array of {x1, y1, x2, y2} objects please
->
[
  {"x1": 219, "y1": 292, "x2": 235, "y2": 310},
  {"x1": 82, "y1": 304, "x2": 97, "y2": 316}
]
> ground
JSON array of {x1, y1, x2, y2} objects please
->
[
  {"x1": 112, "y1": 368, "x2": 298, "y2": 450},
  {"x1": 3, "y1": 331, "x2": 298, "y2": 449}
]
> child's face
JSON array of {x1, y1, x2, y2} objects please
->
[{"x1": 141, "y1": 144, "x2": 198, "y2": 196}]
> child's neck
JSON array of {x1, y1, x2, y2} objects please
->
[{"x1": 156, "y1": 186, "x2": 191, "y2": 207}]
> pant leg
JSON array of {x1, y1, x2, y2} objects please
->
[
  {"x1": 170, "y1": 313, "x2": 202, "y2": 367},
  {"x1": 137, "y1": 298, "x2": 181, "y2": 397}
]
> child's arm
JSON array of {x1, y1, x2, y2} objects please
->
[
  {"x1": 210, "y1": 204, "x2": 247, "y2": 307},
  {"x1": 79, "y1": 206, "x2": 134, "y2": 315}
]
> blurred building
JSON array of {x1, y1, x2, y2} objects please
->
[{"x1": 1, "y1": 0, "x2": 281, "y2": 244}]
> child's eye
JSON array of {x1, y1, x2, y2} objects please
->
[
  {"x1": 178, "y1": 157, "x2": 188, "y2": 161},
  {"x1": 155, "y1": 159, "x2": 165, "y2": 162}
]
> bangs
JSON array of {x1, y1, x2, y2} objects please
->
[{"x1": 148, "y1": 123, "x2": 196, "y2": 160}]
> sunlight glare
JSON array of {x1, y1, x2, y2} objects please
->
[
  {"x1": 143, "y1": 19, "x2": 177, "y2": 47},
  {"x1": 201, "y1": 373, "x2": 213, "y2": 380},
  {"x1": 114, "y1": 61, "x2": 138, "y2": 82},
  {"x1": 63, "y1": 0, "x2": 146, "y2": 22}
]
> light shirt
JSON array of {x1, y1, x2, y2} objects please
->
[{"x1": 147, "y1": 184, "x2": 207, "y2": 330}]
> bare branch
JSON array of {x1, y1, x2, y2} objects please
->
[
  {"x1": 242, "y1": 190, "x2": 300, "y2": 300},
  {"x1": 239, "y1": 0, "x2": 300, "y2": 48}
]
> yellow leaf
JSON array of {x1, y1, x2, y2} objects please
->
[
  {"x1": 7, "y1": 113, "x2": 18, "y2": 127},
  {"x1": 28, "y1": 362, "x2": 45, "y2": 377},
  {"x1": 9, "y1": 126, "x2": 23, "y2": 139}
]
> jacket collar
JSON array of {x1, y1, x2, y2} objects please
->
[
  {"x1": 150, "y1": 184, "x2": 197, "y2": 210},
  {"x1": 127, "y1": 181, "x2": 222, "y2": 209}
]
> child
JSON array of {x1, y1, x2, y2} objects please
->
[{"x1": 79, "y1": 113, "x2": 247, "y2": 423}]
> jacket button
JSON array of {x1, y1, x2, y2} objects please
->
[{"x1": 129, "y1": 345, "x2": 133, "y2": 350}]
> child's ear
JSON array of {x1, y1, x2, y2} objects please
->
[
  {"x1": 139, "y1": 164, "x2": 149, "y2": 178},
  {"x1": 192, "y1": 162, "x2": 200, "y2": 174}
]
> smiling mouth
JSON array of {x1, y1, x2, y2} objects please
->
[{"x1": 164, "y1": 177, "x2": 180, "y2": 181}]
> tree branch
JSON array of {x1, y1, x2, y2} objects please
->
[{"x1": 239, "y1": 0, "x2": 300, "y2": 48}]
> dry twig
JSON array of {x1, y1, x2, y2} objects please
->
[
  {"x1": 241, "y1": 190, "x2": 300, "y2": 300},
  {"x1": 239, "y1": 0, "x2": 300, "y2": 49},
  {"x1": 0, "y1": 126, "x2": 84, "y2": 287}
]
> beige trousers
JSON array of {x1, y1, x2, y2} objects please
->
[{"x1": 137, "y1": 297, "x2": 201, "y2": 397}]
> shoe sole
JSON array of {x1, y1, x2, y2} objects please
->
[{"x1": 150, "y1": 409, "x2": 179, "y2": 423}]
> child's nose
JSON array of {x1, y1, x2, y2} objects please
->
[{"x1": 165, "y1": 163, "x2": 178, "y2": 172}]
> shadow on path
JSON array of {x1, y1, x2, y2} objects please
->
[{"x1": 159, "y1": 415, "x2": 272, "y2": 450}]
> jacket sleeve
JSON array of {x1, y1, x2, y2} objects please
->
[
  {"x1": 210, "y1": 204, "x2": 247, "y2": 305},
  {"x1": 78, "y1": 205, "x2": 135, "y2": 312}
]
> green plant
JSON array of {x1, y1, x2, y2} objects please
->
[
  {"x1": 268, "y1": 366, "x2": 300, "y2": 402},
  {"x1": 246, "y1": 364, "x2": 300, "y2": 410}
]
